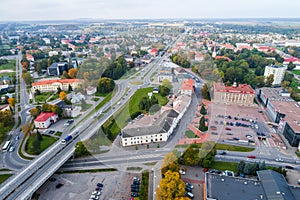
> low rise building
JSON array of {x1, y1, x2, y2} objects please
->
[
  {"x1": 47, "y1": 62, "x2": 68, "y2": 76},
  {"x1": 213, "y1": 82, "x2": 255, "y2": 106},
  {"x1": 205, "y1": 170, "x2": 300, "y2": 200},
  {"x1": 31, "y1": 78, "x2": 83, "y2": 93},
  {"x1": 34, "y1": 112, "x2": 58, "y2": 129},
  {"x1": 181, "y1": 79, "x2": 194, "y2": 96}
]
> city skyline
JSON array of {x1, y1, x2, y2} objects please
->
[{"x1": 0, "y1": 0, "x2": 299, "y2": 21}]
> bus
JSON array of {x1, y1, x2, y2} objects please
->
[{"x1": 2, "y1": 141, "x2": 11, "y2": 152}]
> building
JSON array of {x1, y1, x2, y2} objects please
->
[
  {"x1": 34, "y1": 112, "x2": 59, "y2": 129},
  {"x1": 256, "y1": 87, "x2": 300, "y2": 147},
  {"x1": 213, "y1": 83, "x2": 255, "y2": 106},
  {"x1": 0, "y1": 105, "x2": 11, "y2": 113},
  {"x1": 47, "y1": 62, "x2": 68, "y2": 76},
  {"x1": 181, "y1": 79, "x2": 194, "y2": 96},
  {"x1": 283, "y1": 57, "x2": 300, "y2": 70},
  {"x1": 121, "y1": 109, "x2": 179, "y2": 146},
  {"x1": 205, "y1": 170, "x2": 300, "y2": 200},
  {"x1": 86, "y1": 86, "x2": 97, "y2": 95},
  {"x1": 54, "y1": 100, "x2": 81, "y2": 118},
  {"x1": 31, "y1": 78, "x2": 83, "y2": 93},
  {"x1": 70, "y1": 92, "x2": 85, "y2": 104},
  {"x1": 264, "y1": 65, "x2": 287, "y2": 86}
]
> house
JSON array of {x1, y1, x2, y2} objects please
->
[
  {"x1": 0, "y1": 105, "x2": 11, "y2": 112},
  {"x1": 181, "y1": 79, "x2": 194, "y2": 96},
  {"x1": 47, "y1": 62, "x2": 68, "y2": 76},
  {"x1": 141, "y1": 54, "x2": 153, "y2": 64},
  {"x1": 71, "y1": 92, "x2": 85, "y2": 104},
  {"x1": 54, "y1": 100, "x2": 81, "y2": 118},
  {"x1": 86, "y1": 86, "x2": 97, "y2": 95},
  {"x1": 48, "y1": 51, "x2": 59, "y2": 57},
  {"x1": 149, "y1": 48, "x2": 158, "y2": 57},
  {"x1": 26, "y1": 54, "x2": 34, "y2": 62},
  {"x1": 124, "y1": 54, "x2": 133, "y2": 62},
  {"x1": 31, "y1": 78, "x2": 83, "y2": 93},
  {"x1": 34, "y1": 112, "x2": 59, "y2": 129}
]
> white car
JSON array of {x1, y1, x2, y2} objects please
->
[
  {"x1": 179, "y1": 169, "x2": 186, "y2": 175},
  {"x1": 9, "y1": 146, "x2": 15, "y2": 152},
  {"x1": 63, "y1": 123, "x2": 70, "y2": 126},
  {"x1": 275, "y1": 158, "x2": 284, "y2": 162},
  {"x1": 92, "y1": 191, "x2": 101, "y2": 195}
]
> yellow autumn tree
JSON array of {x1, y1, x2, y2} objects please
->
[
  {"x1": 68, "y1": 68, "x2": 78, "y2": 79},
  {"x1": 8, "y1": 97, "x2": 16, "y2": 108},
  {"x1": 59, "y1": 91, "x2": 67, "y2": 100},
  {"x1": 156, "y1": 170, "x2": 185, "y2": 200}
]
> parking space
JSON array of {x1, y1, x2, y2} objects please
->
[{"x1": 36, "y1": 171, "x2": 140, "y2": 200}]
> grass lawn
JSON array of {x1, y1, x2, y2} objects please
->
[
  {"x1": 34, "y1": 92, "x2": 52, "y2": 103},
  {"x1": 83, "y1": 127, "x2": 112, "y2": 154},
  {"x1": 292, "y1": 70, "x2": 300, "y2": 75},
  {"x1": 91, "y1": 97, "x2": 100, "y2": 102},
  {"x1": 102, "y1": 87, "x2": 168, "y2": 140},
  {"x1": 26, "y1": 134, "x2": 58, "y2": 155},
  {"x1": 55, "y1": 131, "x2": 62, "y2": 137},
  {"x1": 0, "y1": 174, "x2": 13, "y2": 184},
  {"x1": 0, "y1": 60, "x2": 16, "y2": 70},
  {"x1": 48, "y1": 93, "x2": 60, "y2": 101},
  {"x1": 215, "y1": 143, "x2": 254, "y2": 152},
  {"x1": 139, "y1": 171, "x2": 149, "y2": 200},
  {"x1": 79, "y1": 103, "x2": 92, "y2": 112},
  {"x1": 130, "y1": 80, "x2": 143, "y2": 85},
  {"x1": 211, "y1": 161, "x2": 238, "y2": 172},
  {"x1": 185, "y1": 130, "x2": 198, "y2": 138}
]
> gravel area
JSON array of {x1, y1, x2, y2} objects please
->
[{"x1": 36, "y1": 171, "x2": 140, "y2": 200}]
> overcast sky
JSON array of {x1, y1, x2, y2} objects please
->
[{"x1": 0, "y1": 0, "x2": 299, "y2": 21}]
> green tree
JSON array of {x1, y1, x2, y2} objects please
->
[
  {"x1": 36, "y1": 130, "x2": 43, "y2": 141},
  {"x1": 265, "y1": 74, "x2": 274, "y2": 87},
  {"x1": 159, "y1": 85, "x2": 170, "y2": 97},
  {"x1": 81, "y1": 99, "x2": 87, "y2": 110},
  {"x1": 201, "y1": 83, "x2": 211, "y2": 100},
  {"x1": 200, "y1": 104, "x2": 207, "y2": 115},
  {"x1": 287, "y1": 62, "x2": 296, "y2": 70},
  {"x1": 97, "y1": 77, "x2": 115, "y2": 94},
  {"x1": 182, "y1": 146, "x2": 200, "y2": 166},
  {"x1": 162, "y1": 79, "x2": 172, "y2": 89},
  {"x1": 74, "y1": 141, "x2": 90, "y2": 158},
  {"x1": 237, "y1": 160, "x2": 245, "y2": 173},
  {"x1": 199, "y1": 116, "x2": 207, "y2": 132}
]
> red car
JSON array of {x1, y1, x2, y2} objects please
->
[
  {"x1": 247, "y1": 155, "x2": 256, "y2": 159},
  {"x1": 203, "y1": 168, "x2": 210, "y2": 172},
  {"x1": 225, "y1": 127, "x2": 231, "y2": 130}
]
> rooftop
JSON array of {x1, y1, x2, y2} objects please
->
[
  {"x1": 32, "y1": 78, "x2": 83, "y2": 86},
  {"x1": 181, "y1": 79, "x2": 194, "y2": 91},
  {"x1": 258, "y1": 87, "x2": 294, "y2": 102},
  {"x1": 214, "y1": 83, "x2": 255, "y2": 94},
  {"x1": 35, "y1": 112, "x2": 57, "y2": 122}
]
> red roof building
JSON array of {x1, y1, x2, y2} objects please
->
[
  {"x1": 181, "y1": 79, "x2": 194, "y2": 96},
  {"x1": 213, "y1": 83, "x2": 255, "y2": 106},
  {"x1": 149, "y1": 48, "x2": 158, "y2": 56},
  {"x1": 34, "y1": 112, "x2": 59, "y2": 129},
  {"x1": 31, "y1": 78, "x2": 83, "y2": 93}
]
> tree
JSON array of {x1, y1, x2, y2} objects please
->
[
  {"x1": 61, "y1": 71, "x2": 69, "y2": 79},
  {"x1": 237, "y1": 160, "x2": 245, "y2": 173},
  {"x1": 30, "y1": 107, "x2": 41, "y2": 118},
  {"x1": 22, "y1": 71, "x2": 32, "y2": 85},
  {"x1": 57, "y1": 87, "x2": 62, "y2": 94},
  {"x1": 265, "y1": 74, "x2": 274, "y2": 87},
  {"x1": 51, "y1": 104, "x2": 63, "y2": 116},
  {"x1": 81, "y1": 99, "x2": 87, "y2": 110},
  {"x1": 97, "y1": 77, "x2": 115, "y2": 94},
  {"x1": 41, "y1": 103, "x2": 52, "y2": 112},
  {"x1": 287, "y1": 62, "x2": 296, "y2": 70},
  {"x1": 35, "y1": 89, "x2": 41, "y2": 95},
  {"x1": 59, "y1": 91, "x2": 67, "y2": 100},
  {"x1": 200, "y1": 104, "x2": 207, "y2": 115},
  {"x1": 68, "y1": 68, "x2": 78, "y2": 78},
  {"x1": 156, "y1": 170, "x2": 185, "y2": 200},
  {"x1": 158, "y1": 85, "x2": 170, "y2": 97},
  {"x1": 74, "y1": 141, "x2": 90, "y2": 158},
  {"x1": 8, "y1": 98, "x2": 16, "y2": 108},
  {"x1": 68, "y1": 84, "x2": 73, "y2": 92},
  {"x1": 161, "y1": 152, "x2": 180, "y2": 177},
  {"x1": 162, "y1": 79, "x2": 172, "y2": 89},
  {"x1": 199, "y1": 116, "x2": 207, "y2": 132},
  {"x1": 182, "y1": 146, "x2": 200, "y2": 166},
  {"x1": 201, "y1": 83, "x2": 211, "y2": 100},
  {"x1": 36, "y1": 130, "x2": 43, "y2": 141},
  {"x1": 22, "y1": 122, "x2": 32, "y2": 136}
]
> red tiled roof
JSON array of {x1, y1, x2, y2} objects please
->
[
  {"x1": 214, "y1": 56, "x2": 232, "y2": 62},
  {"x1": 32, "y1": 79, "x2": 83, "y2": 86},
  {"x1": 284, "y1": 57, "x2": 300, "y2": 63},
  {"x1": 214, "y1": 83, "x2": 255, "y2": 94},
  {"x1": 35, "y1": 112, "x2": 57, "y2": 122},
  {"x1": 181, "y1": 79, "x2": 194, "y2": 91}
]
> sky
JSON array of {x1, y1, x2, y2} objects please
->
[{"x1": 0, "y1": 0, "x2": 299, "y2": 21}]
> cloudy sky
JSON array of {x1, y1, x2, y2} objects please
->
[{"x1": 0, "y1": 0, "x2": 299, "y2": 21}]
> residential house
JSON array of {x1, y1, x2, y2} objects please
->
[
  {"x1": 71, "y1": 92, "x2": 85, "y2": 104},
  {"x1": 34, "y1": 112, "x2": 59, "y2": 129},
  {"x1": 181, "y1": 79, "x2": 194, "y2": 96}
]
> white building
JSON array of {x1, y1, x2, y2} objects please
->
[
  {"x1": 31, "y1": 79, "x2": 83, "y2": 93},
  {"x1": 264, "y1": 65, "x2": 287, "y2": 86},
  {"x1": 34, "y1": 112, "x2": 58, "y2": 129}
]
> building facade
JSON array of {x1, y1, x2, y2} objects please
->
[
  {"x1": 34, "y1": 112, "x2": 58, "y2": 129},
  {"x1": 31, "y1": 79, "x2": 83, "y2": 93},
  {"x1": 213, "y1": 83, "x2": 255, "y2": 106},
  {"x1": 264, "y1": 65, "x2": 287, "y2": 86}
]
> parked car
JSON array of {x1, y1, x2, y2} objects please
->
[
  {"x1": 9, "y1": 146, "x2": 15, "y2": 152},
  {"x1": 131, "y1": 192, "x2": 139, "y2": 197},
  {"x1": 275, "y1": 158, "x2": 284, "y2": 162},
  {"x1": 131, "y1": 188, "x2": 139, "y2": 192},
  {"x1": 92, "y1": 191, "x2": 101, "y2": 195},
  {"x1": 179, "y1": 169, "x2": 186, "y2": 175},
  {"x1": 185, "y1": 187, "x2": 192, "y2": 192},
  {"x1": 133, "y1": 176, "x2": 140, "y2": 181},
  {"x1": 97, "y1": 183, "x2": 104, "y2": 187},
  {"x1": 203, "y1": 168, "x2": 210, "y2": 172},
  {"x1": 185, "y1": 191, "x2": 194, "y2": 199},
  {"x1": 285, "y1": 165, "x2": 294, "y2": 169},
  {"x1": 133, "y1": 181, "x2": 140, "y2": 185},
  {"x1": 186, "y1": 182, "x2": 194, "y2": 189},
  {"x1": 218, "y1": 151, "x2": 226, "y2": 155},
  {"x1": 225, "y1": 127, "x2": 231, "y2": 130}
]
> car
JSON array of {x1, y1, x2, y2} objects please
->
[
  {"x1": 210, "y1": 126, "x2": 217, "y2": 130},
  {"x1": 92, "y1": 191, "x2": 101, "y2": 195},
  {"x1": 285, "y1": 165, "x2": 294, "y2": 169},
  {"x1": 133, "y1": 180, "x2": 140, "y2": 185},
  {"x1": 185, "y1": 191, "x2": 194, "y2": 199},
  {"x1": 209, "y1": 169, "x2": 215, "y2": 173},
  {"x1": 131, "y1": 184, "x2": 139, "y2": 189},
  {"x1": 133, "y1": 176, "x2": 140, "y2": 181},
  {"x1": 90, "y1": 195, "x2": 99, "y2": 200},
  {"x1": 275, "y1": 158, "x2": 284, "y2": 162},
  {"x1": 186, "y1": 182, "x2": 194, "y2": 189},
  {"x1": 95, "y1": 187, "x2": 102, "y2": 191},
  {"x1": 240, "y1": 173, "x2": 245, "y2": 178},
  {"x1": 225, "y1": 127, "x2": 231, "y2": 131},
  {"x1": 67, "y1": 119, "x2": 74, "y2": 124},
  {"x1": 131, "y1": 188, "x2": 139, "y2": 192},
  {"x1": 15, "y1": 135, "x2": 20, "y2": 140},
  {"x1": 56, "y1": 183, "x2": 64, "y2": 189},
  {"x1": 179, "y1": 169, "x2": 186, "y2": 175},
  {"x1": 131, "y1": 192, "x2": 139, "y2": 197},
  {"x1": 97, "y1": 183, "x2": 104, "y2": 187},
  {"x1": 233, "y1": 137, "x2": 239, "y2": 140},
  {"x1": 211, "y1": 132, "x2": 218, "y2": 135},
  {"x1": 247, "y1": 155, "x2": 256, "y2": 159},
  {"x1": 203, "y1": 168, "x2": 210, "y2": 172},
  {"x1": 215, "y1": 170, "x2": 222, "y2": 174},
  {"x1": 9, "y1": 146, "x2": 15, "y2": 152},
  {"x1": 226, "y1": 132, "x2": 233, "y2": 135},
  {"x1": 218, "y1": 151, "x2": 226, "y2": 155},
  {"x1": 63, "y1": 123, "x2": 70, "y2": 126},
  {"x1": 185, "y1": 187, "x2": 192, "y2": 192}
]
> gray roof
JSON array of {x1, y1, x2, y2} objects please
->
[
  {"x1": 257, "y1": 170, "x2": 297, "y2": 200},
  {"x1": 206, "y1": 170, "x2": 300, "y2": 200},
  {"x1": 122, "y1": 109, "x2": 178, "y2": 138}
]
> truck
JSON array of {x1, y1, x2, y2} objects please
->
[{"x1": 61, "y1": 135, "x2": 72, "y2": 145}]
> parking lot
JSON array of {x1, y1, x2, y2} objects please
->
[
  {"x1": 36, "y1": 171, "x2": 140, "y2": 200},
  {"x1": 208, "y1": 103, "x2": 273, "y2": 146}
]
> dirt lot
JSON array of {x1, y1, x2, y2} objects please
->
[
  {"x1": 286, "y1": 169, "x2": 300, "y2": 186},
  {"x1": 36, "y1": 171, "x2": 140, "y2": 200}
]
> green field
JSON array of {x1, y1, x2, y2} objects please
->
[
  {"x1": 0, "y1": 60, "x2": 16, "y2": 70},
  {"x1": 176, "y1": 143, "x2": 254, "y2": 152},
  {"x1": 83, "y1": 127, "x2": 112, "y2": 154},
  {"x1": 292, "y1": 70, "x2": 300, "y2": 75},
  {"x1": 0, "y1": 174, "x2": 13, "y2": 184},
  {"x1": 185, "y1": 130, "x2": 198, "y2": 138},
  {"x1": 26, "y1": 135, "x2": 58, "y2": 155},
  {"x1": 34, "y1": 92, "x2": 52, "y2": 103},
  {"x1": 211, "y1": 161, "x2": 238, "y2": 172}
]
